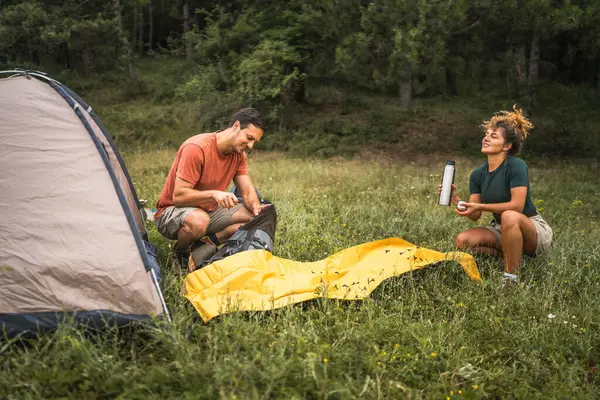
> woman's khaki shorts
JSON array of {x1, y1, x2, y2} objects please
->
[
  {"x1": 484, "y1": 214, "x2": 553, "y2": 255},
  {"x1": 155, "y1": 204, "x2": 245, "y2": 240}
]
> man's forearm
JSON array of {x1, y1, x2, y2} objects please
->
[
  {"x1": 241, "y1": 188, "x2": 260, "y2": 211},
  {"x1": 173, "y1": 188, "x2": 217, "y2": 208}
]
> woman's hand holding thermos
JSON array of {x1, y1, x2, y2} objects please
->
[
  {"x1": 437, "y1": 182, "x2": 459, "y2": 206},
  {"x1": 437, "y1": 160, "x2": 467, "y2": 213}
]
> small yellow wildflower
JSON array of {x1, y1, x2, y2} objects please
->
[
  {"x1": 458, "y1": 390, "x2": 462, "y2": 395},
  {"x1": 472, "y1": 385, "x2": 479, "y2": 390},
  {"x1": 395, "y1": 343, "x2": 399, "y2": 348},
  {"x1": 323, "y1": 358, "x2": 328, "y2": 363},
  {"x1": 450, "y1": 391, "x2": 454, "y2": 395},
  {"x1": 431, "y1": 352, "x2": 438, "y2": 357}
]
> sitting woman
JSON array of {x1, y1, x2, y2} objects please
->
[{"x1": 444, "y1": 106, "x2": 552, "y2": 283}]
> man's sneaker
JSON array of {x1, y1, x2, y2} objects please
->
[
  {"x1": 171, "y1": 245, "x2": 191, "y2": 273},
  {"x1": 188, "y1": 237, "x2": 218, "y2": 273}
]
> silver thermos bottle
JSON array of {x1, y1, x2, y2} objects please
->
[{"x1": 438, "y1": 160, "x2": 455, "y2": 206}]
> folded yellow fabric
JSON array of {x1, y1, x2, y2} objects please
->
[{"x1": 184, "y1": 237, "x2": 481, "y2": 322}]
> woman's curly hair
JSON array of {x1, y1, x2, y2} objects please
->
[{"x1": 480, "y1": 105, "x2": 534, "y2": 155}]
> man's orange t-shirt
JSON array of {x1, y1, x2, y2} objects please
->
[{"x1": 155, "y1": 133, "x2": 248, "y2": 218}]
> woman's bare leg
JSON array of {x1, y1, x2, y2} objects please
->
[
  {"x1": 499, "y1": 211, "x2": 538, "y2": 274},
  {"x1": 456, "y1": 227, "x2": 503, "y2": 256}
]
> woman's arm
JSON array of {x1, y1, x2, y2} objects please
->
[
  {"x1": 461, "y1": 193, "x2": 483, "y2": 221},
  {"x1": 459, "y1": 186, "x2": 527, "y2": 217},
  {"x1": 437, "y1": 183, "x2": 483, "y2": 221}
]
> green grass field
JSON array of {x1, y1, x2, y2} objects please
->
[{"x1": 2, "y1": 149, "x2": 598, "y2": 399}]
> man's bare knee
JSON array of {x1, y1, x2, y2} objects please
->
[{"x1": 182, "y1": 211, "x2": 210, "y2": 239}]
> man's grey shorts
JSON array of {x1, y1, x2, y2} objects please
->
[
  {"x1": 484, "y1": 214, "x2": 553, "y2": 255},
  {"x1": 156, "y1": 204, "x2": 245, "y2": 240}
]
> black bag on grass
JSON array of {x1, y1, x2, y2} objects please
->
[{"x1": 200, "y1": 204, "x2": 277, "y2": 269}]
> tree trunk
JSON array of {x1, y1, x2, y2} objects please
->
[
  {"x1": 132, "y1": 2, "x2": 138, "y2": 53},
  {"x1": 27, "y1": 38, "x2": 33, "y2": 63},
  {"x1": 597, "y1": 58, "x2": 600, "y2": 90},
  {"x1": 398, "y1": 69, "x2": 412, "y2": 110},
  {"x1": 83, "y1": 50, "x2": 92, "y2": 77},
  {"x1": 466, "y1": 59, "x2": 483, "y2": 90},
  {"x1": 63, "y1": 44, "x2": 71, "y2": 69},
  {"x1": 127, "y1": 47, "x2": 138, "y2": 81},
  {"x1": 445, "y1": 66, "x2": 457, "y2": 96},
  {"x1": 183, "y1": 2, "x2": 193, "y2": 60},
  {"x1": 294, "y1": 83, "x2": 306, "y2": 103},
  {"x1": 158, "y1": 0, "x2": 165, "y2": 48},
  {"x1": 517, "y1": 46, "x2": 527, "y2": 84},
  {"x1": 115, "y1": 0, "x2": 138, "y2": 81},
  {"x1": 138, "y1": 5, "x2": 144, "y2": 54},
  {"x1": 505, "y1": 47, "x2": 514, "y2": 97},
  {"x1": 528, "y1": 31, "x2": 540, "y2": 108},
  {"x1": 114, "y1": 0, "x2": 122, "y2": 32},
  {"x1": 148, "y1": 1, "x2": 153, "y2": 51}
]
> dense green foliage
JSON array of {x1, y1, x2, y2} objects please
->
[
  {"x1": 2, "y1": 0, "x2": 600, "y2": 158},
  {"x1": 2, "y1": 0, "x2": 600, "y2": 157}
]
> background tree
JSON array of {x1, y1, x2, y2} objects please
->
[
  {"x1": 337, "y1": 0, "x2": 466, "y2": 109},
  {"x1": 1, "y1": 0, "x2": 600, "y2": 120},
  {"x1": 0, "y1": 1, "x2": 48, "y2": 65}
]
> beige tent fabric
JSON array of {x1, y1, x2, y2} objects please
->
[
  {"x1": 82, "y1": 111, "x2": 146, "y2": 237},
  {"x1": 0, "y1": 76, "x2": 162, "y2": 316}
]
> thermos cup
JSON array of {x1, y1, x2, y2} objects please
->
[{"x1": 438, "y1": 160, "x2": 455, "y2": 206}]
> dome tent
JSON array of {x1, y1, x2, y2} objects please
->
[{"x1": 0, "y1": 70, "x2": 169, "y2": 337}]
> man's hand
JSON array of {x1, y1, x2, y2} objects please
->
[
  {"x1": 213, "y1": 191, "x2": 239, "y2": 209},
  {"x1": 252, "y1": 203, "x2": 272, "y2": 216},
  {"x1": 437, "y1": 183, "x2": 460, "y2": 206}
]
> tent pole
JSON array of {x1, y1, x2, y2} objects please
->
[{"x1": 150, "y1": 269, "x2": 172, "y2": 323}]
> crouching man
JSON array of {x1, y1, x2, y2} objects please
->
[{"x1": 154, "y1": 108, "x2": 270, "y2": 272}]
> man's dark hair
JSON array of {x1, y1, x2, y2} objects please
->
[{"x1": 230, "y1": 108, "x2": 264, "y2": 130}]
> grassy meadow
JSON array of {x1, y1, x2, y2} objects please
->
[{"x1": 2, "y1": 148, "x2": 599, "y2": 399}]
